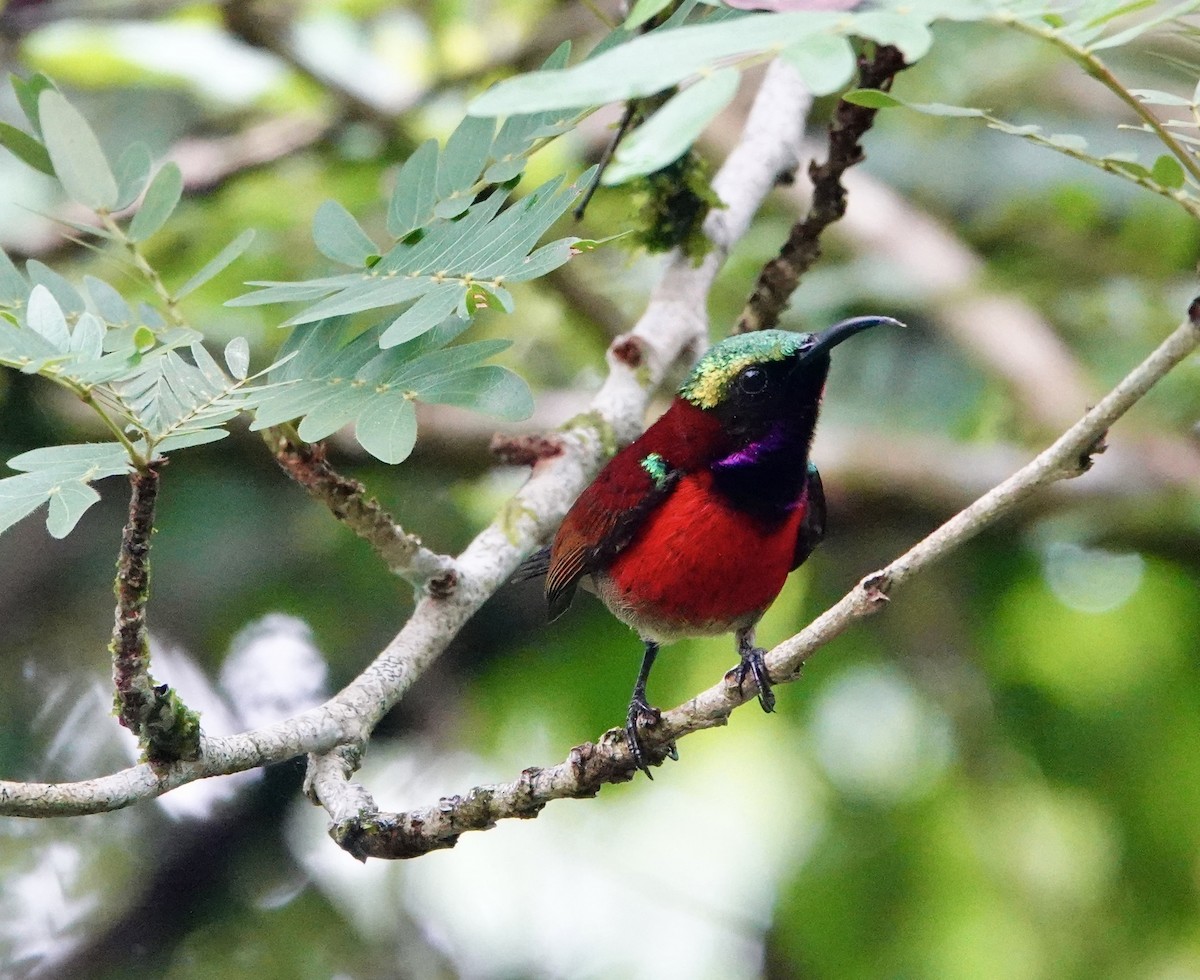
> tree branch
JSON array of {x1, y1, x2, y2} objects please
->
[
  {"x1": 323, "y1": 303, "x2": 1200, "y2": 860},
  {"x1": 264, "y1": 426, "x2": 458, "y2": 593},
  {"x1": 737, "y1": 44, "x2": 907, "y2": 334},
  {"x1": 110, "y1": 462, "x2": 202, "y2": 763}
]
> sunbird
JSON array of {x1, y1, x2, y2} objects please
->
[{"x1": 535, "y1": 316, "x2": 901, "y2": 775}]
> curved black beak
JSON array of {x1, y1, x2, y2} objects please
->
[{"x1": 804, "y1": 315, "x2": 905, "y2": 361}]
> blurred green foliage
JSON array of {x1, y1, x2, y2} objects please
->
[{"x1": 1, "y1": 2, "x2": 1199, "y2": 979}]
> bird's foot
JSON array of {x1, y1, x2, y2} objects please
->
[
  {"x1": 728, "y1": 647, "x2": 776, "y2": 713},
  {"x1": 624, "y1": 696, "x2": 677, "y2": 779}
]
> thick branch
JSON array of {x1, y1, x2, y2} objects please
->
[
  {"x1": 316, "y1": 306, "x2": 1200, "y2": 859},
  {"x1": 737, "y1": 44, "x2": 907, "y2": 334},
  {"x1": 265, "y1": 426, "x2": 457, "y2": 592},
  {"x1": 110, "y1": 463, "x2": 201, "y2": 763}
]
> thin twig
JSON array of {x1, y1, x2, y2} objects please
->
[
  {"x1": 573, "y1": 101, "x2": 639, "y2": 221},
  {"x1": 264, "y1": 425, "x2": 457, "y2": 593},
  {"x1": 737, "y1": 44, "x2": 907, "y2": 334}
]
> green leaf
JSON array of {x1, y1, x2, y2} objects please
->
[
  {"x1": 250, "y1": 317, "x2": 527, "y2": 463},
  {"x1": 379, "y1": 284, "x2": 465, "y2": 348},
  {"x1": 1045, "y1": 132, "x2": 1089, "y2": 151},
  {"x1": 779, "y1": 33, "x2": 857, "y2": 96},
  {"x1": 85, "y1": 275, "x2": 134, "y2": 326},
  {"x1": 25, "y1": 285, "x2": 70, "y2": 351},
  {"x1": 1089, "y1": 0, "x2": 1200, "y2": 50},
  {"x1": 462, "y1": 284, "x2": 513, "y2": 316},
  {"x1": 435, "y1": 115, "x2": 496, "y2": 219},
  {"x1": 286, "y1": 276, "x2": 433, "y2": 326},
  {"x1": 469, "y1": 13, "x2": 839, "y2": 114},
  {"x1": 224, "y1": 275, "x2": 357, "y2": 309},
  {"x1": 111, "y1": 344, "x2": 261, "y2": 444},
  {"x1": 842, "y1": 89, "x2": 987, "y2": 118},
  {"x1": 296, "y1": 387, "x2": 368, "y2": 442},
  {"x1": 354, "y1": 396, "x2": 417, "y2": 464},
  {"x1": 605, "y1": 68, "x2": 740, "y2": 184},
  {"x1": 0, "y1": 249, "x2": 29, "y2": 308},
  {"x1": 224, "y1": 337, "x2": 250, "y2": 379},
  {"x1": 625, "y1": 0, "x2": 673, "y2": 29},
  {"x1": 0, "y1": 312, "x2": 61, "y2": 367},
  {"x1": 113, "y1": 142, "x2": 153, "y2": 210},
  {"x1": 46, "y1": 482, "x2": 101, "y2": 538},
  {"x1": 415, "y1": 364, "x2": 533, "y2": 420},
  {"x1": 133, "y1": 325, "x2": 157, "y2": 352},
  {"x1": 236, "y1": 167, "x2": 591, "y2": 347},
  {"x1": 69, "y1": 312, "x2": 105, "y2": 359},
  {"x1": 27, "y1": 260, "x2": 86, "y2": 315},
  {"x1": 985, "y1": 120, "x2": 1043, "y2": 137},
  {"x1": 37, "y1": 89, "x2": 118, "y2": 211},
  {"x1": 11, "y1": 72, "x2": 56, "y2": 136},
  {"x1": 501, "y1": 239, "x2": 576, "y2": 282},
  {"x1": 175, "y1": 229, "x2": 255, "y2": 299},
  {"x1": 0, "y1": 442, "x2": 130, "y2": 539},
  {"x1": 387, "y1": 138, "x2": 439, "y2": 240},
  {"x1": 154, "y1": 429, "x2": 230, "y2": 454},
  {"x1": 1129, "y1": 89, "x2": 1194, "y2": 108},
  {"x1": 1081, "y1": 0, "x2": 1156, "y2": 28},
  {"x1": 841, "y1": 89, "x2": 905, "y2": 110},
  {"x1": 1106, "y1": 157, "x2": 1151, "y2": 179},
  {"x1": 853, "y1": 11, "x2": 934, "y2": 61},
  {"x1": 1151, "y1": 154, "x2": 1186, "y2": 189},
  {"x1": 190, "y1": 341, "x2": 229, "y2": 389},
  {"x1": 313, "y1": 200, "x2": 379, "y2": 267},
  {"x1": 7, "y1": 442, "x2": 128, "y2": 472},
  {"x1": 0, "y1": 475, "x2": 51, "y2": 533},
  {"x1": 0, "y1": 121, "x2": 53, "y2": 175},
  {"x1": 129, "y1": 163, "x2": 183, "y2": 242}
]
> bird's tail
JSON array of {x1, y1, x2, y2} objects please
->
[{"x1": 511, "y1": 546, "x2": 551, "y2": 582}]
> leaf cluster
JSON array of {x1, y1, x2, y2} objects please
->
[
  {"x1": 0, "y1": 56, "x2": 601, "y2": 538},
  {"x1": 0, "y1": 273, "x2": 274, "y2": 536},
  {"x1": 469, "y1": 0, "x2": 992, "y2": 182},
  {"x1": 846, "y1": 3, "x2": 1200, "y2": 220},
  {"x1": 229, "y1": 43, "x2": 595, "y2": 350},
  {"x1": 468, "y1": 0, "x2": 1200, "y2": 193},
  {"x1": 251, "y1": 316, "x2": 533, "y2": 464}
]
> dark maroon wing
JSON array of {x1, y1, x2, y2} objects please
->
[
  {"x1": 792, "y1": 462, "x2": 826, "y2": 570},
  {"x1": 545, "y1": 443, "x2": 679, "y2": 621}
]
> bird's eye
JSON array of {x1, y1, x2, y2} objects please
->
[{"x1": 738, "y1": 366, "x2": 768, "y2": 395}]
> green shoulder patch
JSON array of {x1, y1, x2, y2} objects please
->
[{"x1": 639, "y1": 451, "x2": 671, "y2": 489}]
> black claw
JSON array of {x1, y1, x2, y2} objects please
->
[
  {"x1": 625, "y1": 697, "x2": 660, "y2": 779},
  {"x1": 624, "y1": 640, "x2": 676, "y2": 778},
  {"x1": 732, "y1": 647, "x2": 776, "y2": 713}
]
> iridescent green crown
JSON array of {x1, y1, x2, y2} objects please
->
[{"x1": 679, "y1": 329, "x2": 806, "y2": 409}]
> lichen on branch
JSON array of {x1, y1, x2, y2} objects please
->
[{"x1": 110, "y1": 462, "x2": 201, "y2": 763}]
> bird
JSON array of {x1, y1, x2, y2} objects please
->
[{"x1": 533, "y1": 315, "x2": 901, "y2": 776}]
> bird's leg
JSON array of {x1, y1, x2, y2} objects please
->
[
  {"x1": 731, "y1": 626, "x2": 776, "y2": 713},
  {"x1": 625, "y1": 640, "x2": 677, "y2": 778}
]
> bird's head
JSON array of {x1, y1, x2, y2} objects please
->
[{"x1": 678, "y1": 316, "x2": 902, "y2": 442}]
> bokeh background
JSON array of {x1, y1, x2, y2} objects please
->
[{"x1": 2, "y1": 2, "x2": 1200, "y2": 978}]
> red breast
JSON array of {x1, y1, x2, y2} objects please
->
[{"x1": 593, "y1": 469, "x2": 806, "y2": 642}]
